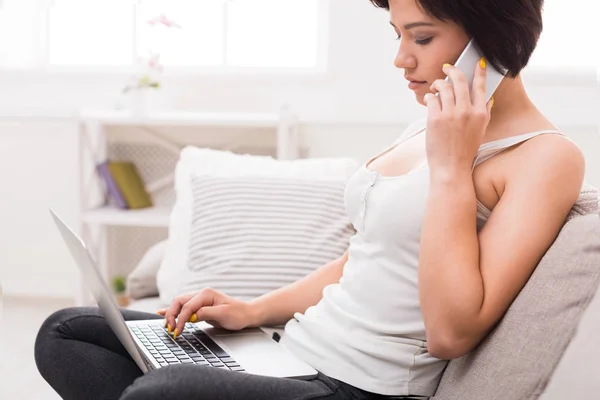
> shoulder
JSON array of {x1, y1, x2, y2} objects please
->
[
  {"x1": 515, "y1": 133, "x2": 585, "y2": 178},
  {"x1": 509, "y1": 133, "x2": 585, "y2": 201}
]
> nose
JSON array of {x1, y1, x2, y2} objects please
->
[{"x1": 393, "y1": 41, "x2": 416, "y2": 70}]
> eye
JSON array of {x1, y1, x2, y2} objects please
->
[
  {"x1": 415, "y1": 37, "x2": 433, "y2": 45},
  {"x1": 395, "y1": 34, "x2": 433, "y2": 46}
]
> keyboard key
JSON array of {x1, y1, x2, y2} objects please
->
[
  {"x1": 230, "y1": 367, "x2": 245, "y2": 372},
  {"x1": 209, "y1": 361, "x2": 225, "y2": 367},
  {"x1": 192, "y1": 333, "x2": 229, "y2": 358},
  {"x1": 224, "y1": 362, "x2": 240, "y2": 367}
]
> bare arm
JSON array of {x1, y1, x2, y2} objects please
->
[
  {"x1": 419, "y1": 137, "x2": 584, "y2": 359},
  {"x1": 248, "y1": 250, "x2": 349, "y2": 327}
]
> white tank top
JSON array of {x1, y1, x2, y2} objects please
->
[{"x1": 280, "y1": 120, "x2": 564, "y2": 397}]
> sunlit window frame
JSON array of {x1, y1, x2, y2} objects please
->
[{"x1": 0, "y1": 0, "x2": 330, "y2": 77}]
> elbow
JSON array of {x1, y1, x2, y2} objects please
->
[{"x1": 426, "y1": 333, "x2": 473, "y2": 360}]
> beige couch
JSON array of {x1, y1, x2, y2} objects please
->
[{"x1": 127, "y1": 185, "x2": 600, "y2": 399}]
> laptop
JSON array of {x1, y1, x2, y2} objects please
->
[{"x1": 50, "y1": 209, "x2": 318, "y2": 379}]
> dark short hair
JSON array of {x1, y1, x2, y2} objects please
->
[{"x1": 369, "y1": 0, "x2": 544, "y2": 78}]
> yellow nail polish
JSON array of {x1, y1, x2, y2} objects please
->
[
  {"x1": 479, "y1": 57, "x2": 487, "y2": 69},
  {"x1": 189, "y1": 314, "x2": 197, "y2": 323},
  {"x1": 490, "y1": 96, "x2": 495, "y2": 109},
  {"x1": 443, "y1": 63, "x2": 452, "y2": 69},
  {"x1": 167, "y1": 324, "x2": 172, "y2": 333},
  {"x1": 173, "y1": 329, "x2": 178, "y2": 340}
]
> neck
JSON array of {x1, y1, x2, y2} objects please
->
[{"x1": 486, "y1": 74, "x2": 537, "y2": 136}]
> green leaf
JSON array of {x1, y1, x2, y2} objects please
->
[{"x1": 112, "y1": 276, "x2": 127, "y2": 294}]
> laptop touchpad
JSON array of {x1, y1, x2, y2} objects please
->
[{"x1": 216, "y1": 334, "x2": 311, "y2": 378}]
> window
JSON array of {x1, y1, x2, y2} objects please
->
[
  {"x1": 49, "y1": 1, "x2": 135, "y2": 66},
  {"x1": 0, "y1": 0, "x2": 39, "y2": 67},
  {"x1": 0, "y1": 0, "x2": 324, "y2": 70},
  {"x1": 523, "y1": 0, "x2": 599, "y2": 69}
]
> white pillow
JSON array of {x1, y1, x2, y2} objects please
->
[
  {"x1": 156, "y1": 147, "x2": 359, "y2": 304},
  {"x1": 126, "y1": 240, "x2": 167, "y2": 300}
]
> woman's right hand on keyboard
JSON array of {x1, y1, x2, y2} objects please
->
[{"x1": 157, "y1": 288, "x2": 257, "y2": 339}]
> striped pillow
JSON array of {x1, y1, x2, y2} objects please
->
[{"x1": 178, "y1": 174, "x2": 355, "y2": 300}]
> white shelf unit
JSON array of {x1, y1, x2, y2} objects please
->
[
  {"x1": 81, "y1": 206, "x2": 172, "y2": 228},
  {"x1": 76, "y1": 109, "x2": 300, "y2": 306}
]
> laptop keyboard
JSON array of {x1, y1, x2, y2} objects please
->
[{"x1": 130, "y1": 323, "x2": 245, "y2": 372}]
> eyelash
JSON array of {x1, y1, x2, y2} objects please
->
[{"x1": 395, "y1": 35, "x2": 433, "y2": 46}]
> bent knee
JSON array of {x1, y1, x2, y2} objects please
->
[
  {"x1": 34, "y1": 307, "x2": 100, "y2": 367},
  {"x1": 36, "y1": 307, "x2": 100, "y2": 339}
]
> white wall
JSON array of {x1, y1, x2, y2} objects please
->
[
  {"x1": 1, "y1": 0, "x2": 599, "y2": 299},
  {"x1": 0, "y1": 122, "x2": 80, "y2": 298}
]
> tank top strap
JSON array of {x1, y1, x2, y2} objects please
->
[
  {"x1": 473, "y1": 129, "x2": 564, "y2": 169},
  {"x1": 394, "y1": 118, "x2": 427, "y2": 145},
  {"x1": 364, "y1": 119, "x2": 427, "y2": 170}
]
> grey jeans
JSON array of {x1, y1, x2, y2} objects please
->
[{"x1": 34, "y1": 307, "x2": 419, "y2": 400}]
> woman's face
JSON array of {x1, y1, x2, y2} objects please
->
[{"x1": 389, "y1": 0, "x2": 470, "y2": 106}]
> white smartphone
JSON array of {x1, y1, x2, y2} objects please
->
[{"x1": 447, "y1": 39, "x2": 507, "y2": 103}]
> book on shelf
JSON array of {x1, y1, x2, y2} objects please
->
[
  {"x1": 97, "y1": 161, "x2": 127, "y2": 209},
  {"x1": 97, "y1": 160, "x2": 153, "y2": 209}
]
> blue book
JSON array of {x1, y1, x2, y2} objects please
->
[{"x1": 97, "y1": 161, "x2": 128, "y2": 209}]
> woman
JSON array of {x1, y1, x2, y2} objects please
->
[{"x1": 35, "y1": 0, "x2": 585, "y2": 398}]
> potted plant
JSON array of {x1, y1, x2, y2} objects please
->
[{"x1": 112, "y1": 275, "x2": 130, "y2": 307}]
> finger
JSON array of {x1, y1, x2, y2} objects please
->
[
  {"x1": 471, "y1": 56, "x2": 487, "y2": 106},
  {"x1": 164, "y1": 293, "x2": 194, "y2": 333},
  {"x1": 196, "y1": 305, "x2": 220, "y2": 324},
  {"x1": 443, "y1": 63, "x2": 471, "y2": 107},
  {"x1": 164, "y1": 299, "x2": 184, "y2": 334},
  {"x1": 430, "y1": 79, "x2": 455, "y2": 112},
  {"x1": 424, "y1": 93, "x2": 441, "y2": 119},
  {"x1": 156, "y1": 309, "x2": 166, "y2": 316},
  {"x1": 487, "y1": 96, "x2": 495, "y2": 115},
  {"x1": 175, "y1": 289, "x2": 218, "y2": 336}
]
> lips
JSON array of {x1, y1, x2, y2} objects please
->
[
  {"x1": 405, "y1": 77, "x2": 426, "y2": 84},
  {"x1": 407, "y1": 80, "x2": 427, "y2": 90}
]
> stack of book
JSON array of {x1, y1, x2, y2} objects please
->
[{"x1": 97, "y1": 160, "x2": 153, "y2": 209}]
